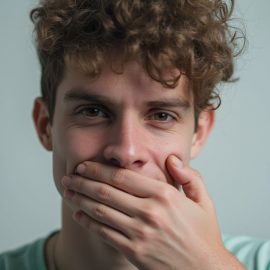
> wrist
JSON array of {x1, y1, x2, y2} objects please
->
[{"x1": 202, "y1": 246, "x2": 246, "y2": 270}]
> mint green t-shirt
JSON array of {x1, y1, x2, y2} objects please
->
[
  {"x1": 0, "y1": 236, "x2": 47, "y2": 270},
  {"x1": 0, "y1": 233, "x2": 269, "y2": 269}
]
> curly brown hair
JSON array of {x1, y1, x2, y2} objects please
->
[{"x1": 30, "y1": 0, "x2": 244, "y2": 123}]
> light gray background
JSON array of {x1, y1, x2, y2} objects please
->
[{"x1": 0, "y1": 0, "x2": 269, "y2": 253}]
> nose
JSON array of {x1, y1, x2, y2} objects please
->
[{"x1": 103, "y1": 115, "x2": 149, "y2": 169}]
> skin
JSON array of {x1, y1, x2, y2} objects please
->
[{"x1": 33, "y1": 60, "x2": 245, "y2": 270}]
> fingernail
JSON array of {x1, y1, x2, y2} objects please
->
[
  {"x1": 64, "y1": 189, "x2": 75, "y2": 200},
  {"x1": 76, "y1": 163, "x2": 86, "y2": 175},
  {"x1": 171, "y1": 155, "x2": 183, "y2": 169},
  {"x1": 62, "y1": 176, "x2": 72, "y2": 187}
]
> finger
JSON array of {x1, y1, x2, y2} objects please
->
[
  {"x1": 166, "y1": 155, "x2": 212, "y2": 208},
  {"x1": 73, "y1": 210, "x2": 134, "y2": 258},
  {"x1": 68, "y1": 191, "x2": 165, "y2": 246},
  {"x1": 66, "y1": 191, "x2": 134, "y2": 239},
  {"x1": 62, "y1": 175, "x2": 141, "y2": 217},
  {"x1": 75, "y1": 161, "x2": 161, "y2": 197}
]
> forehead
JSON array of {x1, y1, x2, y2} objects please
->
[{"x1": 58, "y1": 58, "x2": 194, "y2": 107}]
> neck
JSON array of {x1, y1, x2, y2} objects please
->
[{"x1": 54, "y1": 201, "x2": 137, "y2": 270}]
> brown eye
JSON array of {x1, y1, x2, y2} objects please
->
[
  {"x1": 152, "y1": 112, "x2": 174, "y2": 122},
  {"x1": 78, "y1": 106, "x2": 108, "y2": 118}
]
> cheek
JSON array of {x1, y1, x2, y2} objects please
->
[
  {"x1": 52, "y1": 127, "x2": 104, "y2": 195},
  {"x1": 147, "y1": 130, "x2": 194, "y2": 185},
  {"x1": 154, "y1": 130, "x2": 194, "y2": 164}
]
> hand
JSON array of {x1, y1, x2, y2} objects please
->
[{"x1": 61, "y1": 156, "x2": 245, "y2": 270}]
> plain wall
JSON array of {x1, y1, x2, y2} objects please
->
[{"x1": 0, "y1": 0, "x2": 269, "y2": 252}]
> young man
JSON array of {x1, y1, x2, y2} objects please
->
[{"x1": 1, "y1": 0, "x2": 269, "y2": 269}]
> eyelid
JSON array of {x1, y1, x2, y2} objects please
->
[
  {"x1": 75, "y1": 104, "x2": 112, "y2": 118},
  {"x1": 148, "y1": 109, "x2": 178, "y2": 119},
  {"x1": 144, "y1": 111, "x2": 178, "y2": 126}
]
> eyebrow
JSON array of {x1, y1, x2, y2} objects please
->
[
  {"x1": 64, "y1": 88, "x2": 191, "y2": 110},
  {"x1": 146, "y1": 99, "x2": 190, "y2": 110},
  {"x1": 64, "y1": 89, "x2": 116, "y2": 107}
]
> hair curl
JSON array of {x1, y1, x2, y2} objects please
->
[{"x1": 30, "y1": 0, "x2": 244, "y2": 122}]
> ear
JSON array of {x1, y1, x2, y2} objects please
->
[
  {"x1": 190, "y1": 108, "x2": 215, "y2": 159},
  {"x1": 32, "y1": 97, "x2": 53, "y2": 151}
]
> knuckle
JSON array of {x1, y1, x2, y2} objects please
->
[
  {"x1": 128, "y1": 242, "x2": 144, "y2": 260},
  {"x1": 94, "y1": 204, "x2": 106, "y2": 218},
  {"x1": 96, "y1": 185, "x2": 111, "y2": 201},
  {"x1": 110, "y1": 168, "x2": 126, "y2": 185},
  {"x1": 75, "y1": 177, "x2": 84, "y2": 192},
  {"x1": 98, "y1": 226, "x2": 111, "y2": 241},
  {"x1": 140, "y1": 204, "x2": 161, "y2": 227},
  {"x1": 133, "y1": 224, "x2": 152, "y2": 241},
  {"x1": 91, "y1": 164, "x2": 99, "y2": 179}
]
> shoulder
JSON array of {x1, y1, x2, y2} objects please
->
[
  {"x1": 0, "y1": 232, "x2": 57, "y2": 270},
  {"x1": 222, "y1": 233, "x2": 270, "y2": 270}
]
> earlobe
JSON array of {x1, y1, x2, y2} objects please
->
[
  {"x1": 32, "y1": 97, "x2": 53, "y2": 151},
  {"x1": 190, "y1": 109, "x2": 215, "y2": 159}
]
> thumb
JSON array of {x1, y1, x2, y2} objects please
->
[{"x1": 166, "y1": 155, "x2": 212, "y2": 207}]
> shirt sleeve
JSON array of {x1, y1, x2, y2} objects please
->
[{"x1": 222, "y1": 234, "x2": 270, "y2": 270}]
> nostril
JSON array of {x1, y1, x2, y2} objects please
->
[
  {"x1": 108, "y1": 157, "x2": 143, "y2": 169},
  {"x1": 134, "y1": 160, "x2": 144, "y2": 167},
  {"x1": 110, "y1": 158, "x2": 121, "y2": 167}
]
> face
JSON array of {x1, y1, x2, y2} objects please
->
[{"x1": 34, "y1": 60, "x2": 214, "y2": 196}]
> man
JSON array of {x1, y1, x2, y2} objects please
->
[{"x1": 0, "y1": 0, "x2": 269, "y2": 269}]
